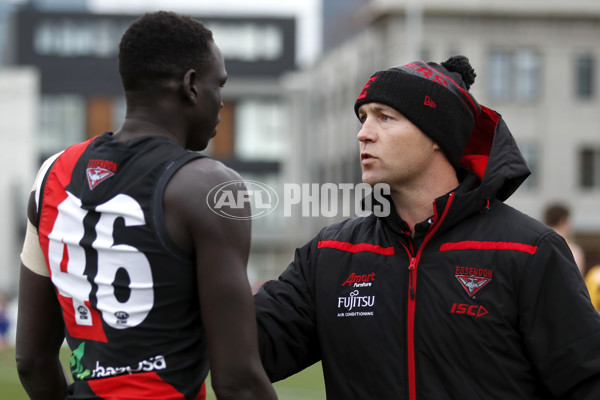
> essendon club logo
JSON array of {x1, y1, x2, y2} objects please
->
[
  {"x1": 455, "y1": 266, "x2": 493, "y2": 297},
  {"x1": 86, "y1": 159, "x2": 118, "y2": 190}
]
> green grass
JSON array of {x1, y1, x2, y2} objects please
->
[
  {"x1": 205, "y1": 362, "x2": 325, "y2": 400},
  {"x1": 0, "y1": 346, "x2": 325, "y2": 399},
  {"x1": 0, "y1": 347, "x2": 27, "y2": 400},
  {"x1": 0, "y1": 346, "x2": 72, "y2": 400}
]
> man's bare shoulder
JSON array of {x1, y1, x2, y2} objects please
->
[
  {"x1": 164, "y1": 157, "x2": 250, "y2": 229},
  {"x1": 173, "y1": 157, "x2": 243, "y2": 193}
]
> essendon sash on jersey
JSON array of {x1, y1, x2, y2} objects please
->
[{"x1": 36, "y1": 134, "x2": 206, "y2": 400}]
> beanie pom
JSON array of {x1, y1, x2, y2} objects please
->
[{"x1": 441, "y1": 55, "x2": 476, "y2": 91}]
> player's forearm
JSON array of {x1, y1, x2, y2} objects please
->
[
  {"x1": 17, "y1": 355, "x2": 69, "y2": 400},
  {"x1": 211, "y1": 367, "x2": 277, "y2": 400}
]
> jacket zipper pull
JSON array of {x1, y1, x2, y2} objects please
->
[{"x1": 409, "y1": 257, "x2": 416, "y2": 300}]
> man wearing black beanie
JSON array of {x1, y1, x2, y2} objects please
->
[
  {"x1": 255, "y1": 56, "x2": 600, "y2": 399},
  {"x1": 354, "y1": 57, "x2": 479, "y2": 170}
]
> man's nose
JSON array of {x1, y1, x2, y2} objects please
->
[{"x1": 357, "y1": 119, "x2": 376, "y2": 143}]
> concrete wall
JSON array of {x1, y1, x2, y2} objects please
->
[{"x1": 0, "y1": 67, "x2": 39, "y2": 296}]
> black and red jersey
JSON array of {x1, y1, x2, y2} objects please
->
[
  {"x1": 255, "y1": 106, "x2": 600, "y2": 399},
  {"x1": 36, "y1": 133, "x2": 206, "y2": 399}
]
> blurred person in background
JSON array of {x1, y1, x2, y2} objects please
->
[
  {"x1": 0, "y1": 292, "x2": 8, "y2": 351},
  {"x1": 15, "y1": 11, "x2": 276, "y2": 400},
  {"x1": 254, "y1": 56, "x2": 600, "y2": 399},
  {"x1": 544, "y1": 202, "x2": 586, "y2": 275},
  {"x1": 585, "y1": 264, "x2": 600, "y2": 312}
]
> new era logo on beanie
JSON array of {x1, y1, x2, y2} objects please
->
[
  {"x1": 424, "y1": 96, "x2": 436, "y2": 108},
  {"x1": 354, "y1": 56, "x2": 481, "y2": 170}
]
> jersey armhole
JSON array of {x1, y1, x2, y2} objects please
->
[
  {"x1": 21, "y1": 152, "x2": 62, "y2": 277},
  {"x1": 33, "y1": 152, "x2": 62, "y2": 228},
  {"x1": 152, "y1": 151, "x2": 205, "y2": 258}
]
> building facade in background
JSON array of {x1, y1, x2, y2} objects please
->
[
  {"x1": 2, "y1": 0, "x2": 600, "y2": 296},
  {"x1": 0, "y1": 68, "x2": 38, "y2": 296},
  {"x1": 283, "y1": 0, "x2": 600, "y2": 270},
  {"x1": 0, "y1": 8, "x2": 299, "y2": 293}
]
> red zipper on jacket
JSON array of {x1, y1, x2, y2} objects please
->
[{"x1": 401, "y1": 193, "x2": 455, "y2": 400}]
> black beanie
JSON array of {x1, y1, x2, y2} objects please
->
[{"x1": 354, "y1": 56, "x2": 481, "y2": 169}]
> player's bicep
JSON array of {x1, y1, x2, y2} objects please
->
[
  {"x1": 169, "y1": 161, "x2": 258, "y2": 368},
  {"x1": 193, "y1": 200, "x2": 257, "y2": 361}
]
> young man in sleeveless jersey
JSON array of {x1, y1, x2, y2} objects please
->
[{"x1": 16, "y1": 11, "x2": 277, "y2": 400}]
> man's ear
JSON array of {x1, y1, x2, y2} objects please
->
[{"x1": 183, "y1": 69, "x2": 198, "y2": 103}]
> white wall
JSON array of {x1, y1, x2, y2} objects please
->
[{"x1": 0, "y1": 67, "x2": 39, "y2": 296}]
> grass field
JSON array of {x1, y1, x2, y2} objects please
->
[{"x1": 0, "y1": 347, "x2": 325, "y2": 399}]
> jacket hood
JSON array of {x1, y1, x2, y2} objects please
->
[
  {"x1": 459, "y1": 105, "x2": 530, "y2": 202},
  {"x1": 421, "y1": 104, "x2": 531, "y2": 235},
  {"x1": 376, "y1": 104, "x2": 530, "y2": 236},
  {"x1": 402, "y1": 105, "x2": 531, "y2": 237}
]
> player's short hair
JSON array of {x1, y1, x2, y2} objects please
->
[{"x1": 118, "y1": 11, "x2": 214, "y2": 92}]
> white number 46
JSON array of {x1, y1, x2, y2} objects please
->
[{"x1": 47, "y1": 192, "x2": 154, "y2": 340}]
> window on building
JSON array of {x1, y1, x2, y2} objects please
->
[
  {"x1": 39, "y1": 94, "x2": 85, "y2": 161},
  {"x1": 514, "y1": 50, "x2": 540, "y2": 101},
  {"x1": 235, "y1": 99, "x2": 287, "y2": 161},
  {"x1": 575, "y1": 54, "x2": 595, "y2": 100},
  {"x1": 489, "y1": 50, "x2": 511, "y2": 101},
  {"x1": 488, "y1": 49, "x2": 540, "y2": 102},
  {"x1": 517, "y1": 141, "x2": 539, "y2": 190},
  {"x1": 580, "y1": 148, "x2": 600, "y2": 189}
]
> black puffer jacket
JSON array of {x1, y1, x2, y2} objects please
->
[{"x1": 255, "y1": 106, "x2": 600, "y2": 399}]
